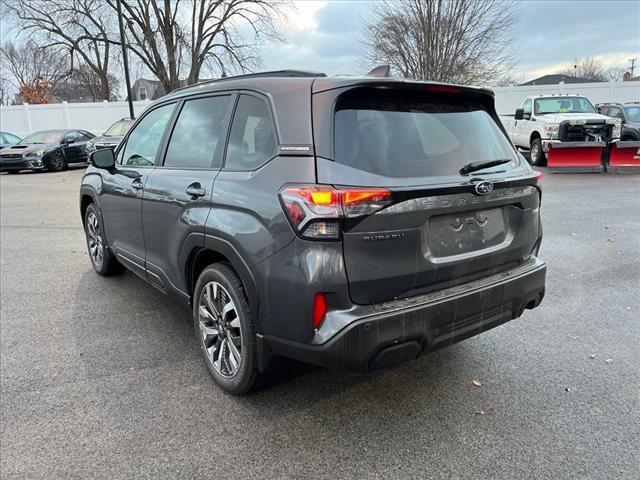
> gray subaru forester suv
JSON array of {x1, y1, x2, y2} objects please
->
[{"x1": 80, "y1": 70, "x2": 546, "y2": 394}]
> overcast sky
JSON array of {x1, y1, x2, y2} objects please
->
[
  {"x1": 257, "y1": 0, "x2": 640, "y2": 81},
  {"x1": 1, "y1": 0, "x2": 638, "y2": 94}
]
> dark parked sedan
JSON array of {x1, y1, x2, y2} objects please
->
[
  {"x1": 1, "y1": 131, "x2": 21, "y2": 150},
  {"x1": 0, "y1": 129, "x2": 95, "y2": 173},
  {"x1": 86, "y1": 118, "x2": 134, "y2": 154}
]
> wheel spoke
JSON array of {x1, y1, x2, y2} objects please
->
[
  {"x1": 206, "y1": 343, "x2": 218, "y2": 365},
  {"x1": 205, "y1": 283, "x2": 219, "y2": 316},
  {"x1": 227, "y1": 335, "x2": 241, "y2": 371},
  {"x1": 198, "y1": 317, "x2": 219, "y2": 344},
  {"x1": 198, "y1": 304, "x2": 215, "y2": 322},
  {"x1": 214, "y1": 339, "x2": 226, "y2": 371}
]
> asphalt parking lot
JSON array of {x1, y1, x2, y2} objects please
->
[{"x1": 1, "y1": 168, "x2": 639, "y2": 479}]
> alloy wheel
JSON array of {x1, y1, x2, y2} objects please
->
[
  {"x1": 198, "y1": 281, "x2": 243, "y2": 378},
  {"x1": 86, "y1": 211, "x2": 104, "y2": 269},
  {"x1": 52, "y1": 154, "x2": 64, "y2": 171}
]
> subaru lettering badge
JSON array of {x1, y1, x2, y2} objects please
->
[{"x1": 475, "y1": 181, "x2": 494, "y2": 195}]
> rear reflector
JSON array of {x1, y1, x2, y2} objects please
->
[
  {"x1": 312, "y1": 293, "x2": 327, "y2": 330},
  {"x1": 535, "y1": 170, "x2": 543, "y2": 185}
]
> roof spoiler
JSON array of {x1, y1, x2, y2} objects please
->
[{"x1": 366, "y1": 65, "x2": 391, "y2": 78}]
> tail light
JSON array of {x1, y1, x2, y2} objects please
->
[
  {"x1": 535, "y1": 170, "x2": 543, "y2": 185},
  {"x1": 280, "y1": 185, "x2": 392, "y2": 240}
]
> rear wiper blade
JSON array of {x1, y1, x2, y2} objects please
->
[{"x1": 459, "y1": 159, "x2": 512, "y2": 175}]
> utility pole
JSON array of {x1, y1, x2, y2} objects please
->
[
  {"x1": 629, "y1": 58, "x2": 637, "y2": 78},
  {"x1": 117, "y1": 0, "x2": 135, "y2": 120}
]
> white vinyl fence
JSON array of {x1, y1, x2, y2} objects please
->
[
  {"x1": 0, "y1": 100, "x2": 152, "y2": 138},
  {"x1": 492, "y1": 80, "x2": 640, "y2": 115},
  {"x1": 1, "y1": 81, "x2": 639, "y2": 138}
]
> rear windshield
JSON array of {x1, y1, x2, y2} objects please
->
[{"x1": 334, "y1": 88, "x2": 517, "y2": 178}]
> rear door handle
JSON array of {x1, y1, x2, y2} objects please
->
[
  {"x1": 131, "y1": 179, "x2": 144, "y2": 190},
  {"x1": 186, "y1": 183, "x2": 206, "y2": 198}
]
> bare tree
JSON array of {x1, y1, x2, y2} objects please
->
[
  {"x1": 53, "y1": 63, "x2": 121, "y2": 101},
  {"x1": 561, "y1": 57, "x2": 608, "y2": 81},
  {"x1": 104, "y1": 0, "x2": 287, "y2": 93},
  {"x1": 0, "y1": 41, "x2": 69, "y2": 91},
  {"x1": 6, "y1": 0, "x2": 118, "y2": 100},
  {"x1": 603, "y1": 67, "x2": 626, "y2": 82},
  {"x1": 0, "y1": 75, "x2": 9, "y2": 105},
  {"x1": 362, "y1": 0, "x2": 519, "y2": 85}
]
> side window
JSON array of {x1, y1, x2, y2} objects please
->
[
  {"x1": 225, "y1": 94, "x2": 277, "y2": 170},
  {"x1": 78, "y1": 132, "x2": 92, "y2": 141},
  {"x1": 608, "y1": 107, "x2": 623, "y2": 119},
  {"x1": 64, "y1": 131, "x2": 79, "y2": 143},
  {"x1": 121, "y1": 103, "x2": 174, "y2": 166},
  {"x1": 522, "y1": 99, "x2": 532, "y2": 115},
  {"x1": 164, "y1": 95, "x2": 230, "y2": 169}
]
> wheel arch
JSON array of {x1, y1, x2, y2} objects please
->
[
  {"x1": 184, "y1": 236, "x2": 260, "y2": 327},
  {"x1": 529, "y1": 130, "x2": 542, "y2": 145}
]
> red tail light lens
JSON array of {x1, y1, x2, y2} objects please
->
[
  {"x1": 312, "y1": 293, "x2": 327, "y2": 330},
  {"x1": 279, "y1": 185, "x2": 392, "y2": 239},
  {"x1": 535, "y1": 170, "x2": 543, "y2": 185}
]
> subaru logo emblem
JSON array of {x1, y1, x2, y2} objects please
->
[{"x1": 475, "y1": 181, "x2": 493, "y2": 195}]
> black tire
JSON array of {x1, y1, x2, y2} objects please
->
[
  {"x1": 49, "y1": 152, "x2": 67, "y2": 172},
  {"x1": 529, "y1": 137, "x2": 546, "y2": 166},
  {"x1": 83, "y1": 203, "x2": 124, "y2": 275},
  {"x1": 193, "y1": 263, "x2": 265, "y2": 394}
]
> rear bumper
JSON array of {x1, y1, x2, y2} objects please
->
[{"x1": 260, "y1": 257, "x2": 546, "y2": 372}]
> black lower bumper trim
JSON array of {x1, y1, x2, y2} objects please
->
[{"x1": 260, "y1": 258, "x2": 546, "y2": 373}]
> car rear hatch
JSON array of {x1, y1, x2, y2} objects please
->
[{"x1": 311, "y1": 82, "x2": 541, "y2": 304}]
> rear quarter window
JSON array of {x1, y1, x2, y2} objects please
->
[{"x1": 334, "y1": 88, "x2": 518, "y2": 178}]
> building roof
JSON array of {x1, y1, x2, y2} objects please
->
[{"x1": 520, "y1": 74, "x2": 604, "y2": 86}]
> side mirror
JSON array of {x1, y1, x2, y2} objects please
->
[
  {"x1": 91, "y1": 149, "x2": 115, "y2": 169},
  {"x1": 61, "y1": 138, "x2": 71, "y2": 145},
  {"x1": 514, "y1": 108, "x2": 524, "y2": 120}
]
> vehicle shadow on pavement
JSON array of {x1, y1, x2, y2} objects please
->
[{"x1": 71, "y1": 267, "x2": 479, "y2": 406}]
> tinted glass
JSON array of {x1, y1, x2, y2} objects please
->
[
  {"x1": 534, "y1": 97, "x2": 596, "y2": 114},
  {"x1": 523, "y1": 99, "x2": 532, "y2": 114},
  {"x1": 64, "y1": 132, "x2": 80, "y2": 142},
  {"x1": 121, "y1": 104, "x2": 174, "y2": 166},
  {"x1": 20, "y1": 131, "x2": 64, "y2": 144},
  {"x1": 3, "y1": 133, "x2": 21, "y2": 144},
  {"x1": 164, "y1": 96, "x2": 230, "y2": 169},
  {"x1": 225, "y1": 95, "x2": 277, "y2": 170},
  {"x1": 624, "y1": 105, "x2": 640, "y2": 122},
  {"x1": 78, "y1": 132, "x2": 93, "y2": 141},
  {"x1": 334, "y1": 88, "x2": 517, "y2": 178},
  {"x1": 607, "y1": 107, "x2": 623, "y2": 119}
]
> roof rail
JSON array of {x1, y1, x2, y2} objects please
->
[{"x1": 170, "y1": 70, "x2": 327, "y2": 94}]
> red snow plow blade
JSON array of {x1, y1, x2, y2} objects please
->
[
  {"x1": 609, "y1": 141, "x2": 640, "y2": 172},
  {"x1": 547, "y1": 142, "x2": 605, "y2": 172}
]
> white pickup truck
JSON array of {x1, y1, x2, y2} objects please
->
[{"x1": 500, "y1": 95, "x2": 621, "y2": 165}]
